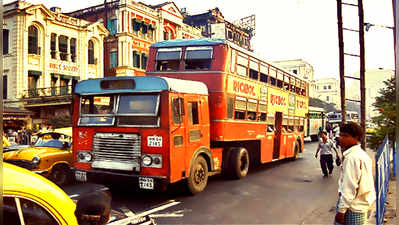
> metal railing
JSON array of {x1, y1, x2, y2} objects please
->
[
  {"x1": 23, "y1": 85, "x2": 73, "y2": 98},
  {"x1": 375, "y1": 136, "x2": 391, "y2": 225}
]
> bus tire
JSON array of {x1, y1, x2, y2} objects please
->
[
  {"x1": 228, "y1": 147, "x2": 249, "y2": 179},
  {"x1": 187, "y1": 156, "x2": 208, "y2": 195}
]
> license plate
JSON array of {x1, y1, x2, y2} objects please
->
[
  {"x1": 75, "y1": 171, "x2": 87, "y2": 182},
  {"x1": 139, "y1": 177, "x2": 154, "y2": 190}
]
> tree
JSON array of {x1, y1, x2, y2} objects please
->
[{"x1": 367, "y1": 77, "x2": 395, "y2": 150}]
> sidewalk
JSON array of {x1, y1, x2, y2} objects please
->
[{"x1": 368, "y1": 177, "x2": 398, "y2": 225}]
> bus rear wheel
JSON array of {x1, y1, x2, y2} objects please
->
[
  {"x1": 229, "y1": 147, "x2": 249, "y2": 179},
  {"x1": 187, "y1": 156, "x2": 208, "y2": 195}
]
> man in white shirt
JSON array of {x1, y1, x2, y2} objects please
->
[{"x1": 334, "y1": 122, "x2": 376, "y2": 225}]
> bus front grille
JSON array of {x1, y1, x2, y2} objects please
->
[{"x1": 92, "y1": 133, "x2": 141, "y2": 171}]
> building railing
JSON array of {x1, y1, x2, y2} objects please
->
[
  {"x1": 22, "y1": 85, "x2": 73, "y2": 99},
  {"x1": 375, "y1": 136, "x2": 391, "y2": 225}
]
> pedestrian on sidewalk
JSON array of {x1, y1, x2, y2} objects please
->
[
  {"x1": 315, "y1": 131, "x2": 339, "y2": 177},
  {"x1": 334, "y1": 122, "x2": 376, "y2": 225}
]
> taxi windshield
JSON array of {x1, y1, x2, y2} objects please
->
[{"x1": 34, "y1": 133, "x2": 71, "y2": 148}]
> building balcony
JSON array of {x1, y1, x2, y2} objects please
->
[{"x1": 22, "y1": 86, "x2": 73, "y2": 107}]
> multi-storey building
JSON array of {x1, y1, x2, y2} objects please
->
[
  {"x1": 68, "y1": 0, "x2": 202, "y2": 77},
  {"x1": 3, "y1": 0, "x2": 108, "y2": 129},
  {"x1": 183, "y1": 7, "x2": 254, "y2": 51},
  {"x1": 313, "y1": 78, "x2": 341, "y2": 109},
  {"x1": 272, "y1": 59, "x2": 316, "y2": 97}
]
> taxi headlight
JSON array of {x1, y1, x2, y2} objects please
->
[
  {"x1": 32, "y1": 156, "x2": 41, "y2": 165},
  {"x1": 77, "y1": 151, "x2": 93, "y2": 163}
]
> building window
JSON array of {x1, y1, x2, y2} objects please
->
[
  {"x1": 88, "y1": 40, "x2": 95, "y2": 64},
  {"x1": 50, "y1": 33, "x2": 56, "y2": 59},
  {"x1": 141, "y1": 53, "x2": 148, "y2": 70},
  {"x1": 328, "y1": 85, "x2": 331, "y2": 89},
  {"x1": 3, "y1": 29, "x2": 9, "y2": 54},
  {"x1": 163, "y1": 31, "x2": 169, "y2": 40},
  {"x1": 110, "y1": 51, "x2": 118, "y2": 68},
  {"x1": 70, "y1": 38, "x2": 76, "y2": 62},
  {"x1": 28, "y1": 25, "x2": 39, "y2": 54},
  {"x1": 326, "y1": 96, "x2": 329, "y2": 101},
  {"x1": 293, "y1": 69, "x2": 297, "y2": 74},
  {"x1": 107, "y1": 19, "x2": 117, "y2": 35},
  {"x1": 3, "y1": 75, "x2": 7, "y2": 99},
  {"x1": 28, "y1": 75, "x2": 39, "y2": 97},
  {"x1": 59, "y1": 35, "x2": 68, "y2": 61},
  {"x1": 323, "y1": 85, "x2": 327, "y2": 90},
  {"x1": 133, "y1": 51, "x2": 140, "y2": 68},
  {"x1": 148, "y1": 26, "x2": 154, "y2": 40}
]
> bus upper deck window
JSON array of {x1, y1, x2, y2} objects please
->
[
  {"x1": 156, "y1": 48, "x2": 182, "y2": 71},
  {"x1": 184, "y1": 46, "x2": 213, "y2": 70}
]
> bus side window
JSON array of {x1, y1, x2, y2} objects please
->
[
  {"x1": 188, "y1": 102, "x2": 199, "y2": 125},
  {"x1": 259, "y1": 113, "x2": 267, "y2": 121},
  {"x1": 234, "y1": 111, "x2": 245, "y2": 120},
  {"x1": 172, "y1": 98, "x2": 184, "y2": 125},
  {"x1": 267, "y1": 125, "x2": 275, "y2": 133}
]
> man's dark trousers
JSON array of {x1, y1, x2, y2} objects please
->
[{"x1": 320, "y1": 154, "x2": 334, "y2": 176}]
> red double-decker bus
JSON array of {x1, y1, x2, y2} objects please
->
[
  {"x1": 72, "y1": 39, "x2": 308, "y2": 194},
  {"x1": 146, "y1": 39, "x2": 309, "y2": 164}
]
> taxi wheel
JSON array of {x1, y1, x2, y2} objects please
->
[
  {"x1": 49, "y1": 165, "x2": 71, "y2": 186},
  {"x1": 187, "y1": 156, "x2": 208, "y2": 195}
]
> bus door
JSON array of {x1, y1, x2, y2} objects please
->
[
  {"x1": 273, "y1": 112, "x2": 283, "y2": 159},
  {"x1": 170, "y1": 96, "x2": 187, "y2": 183},
  {"x1": 184, "y1": 97, "x2": 206, "y2": 175}
]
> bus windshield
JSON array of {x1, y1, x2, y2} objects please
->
[{"x1": 79, "y1": 94, "x2": 160, "y2": 127}]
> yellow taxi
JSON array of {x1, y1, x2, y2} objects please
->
[
  {"x1": 3, "y1": 135, "x2": 10, "y2": 147},
  {"x1": 4, "y1": 162, "x2": 79, "y2": 225},
  {"x1": 366, "y1": 123, "x2": 376, "y2": 134},
  {"x1": 3, "y1": 127, "x2": 73, "y2": 186}
]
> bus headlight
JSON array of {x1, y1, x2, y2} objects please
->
[
  {"x1": 77, "y1": 151, "x2": 93, "y2": 163},
  {"x1": 141, "y1": 154, "x2": 162, "y2": 168}
]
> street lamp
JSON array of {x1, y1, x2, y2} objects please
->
[{"x1": 364, "y1": 22, "x2": 394, "y2": 31}]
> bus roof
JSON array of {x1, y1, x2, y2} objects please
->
[
  {"x1": 151, "y1": 38, "x2": 226, "y2": 48},
  {"x1": 74, "y1": 76, "x2": 208, "y2": 95},
  {"x1": 150, "y1": 38, "x2": 306, "y2": 83}
]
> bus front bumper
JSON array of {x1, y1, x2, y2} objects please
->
[{"x1": 73, "y1": 169, "x2": 169, "y2": 192}]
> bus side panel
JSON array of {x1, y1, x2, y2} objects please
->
[{"x1": 260, "y1": 133, "x2": 274, "y2": 163}]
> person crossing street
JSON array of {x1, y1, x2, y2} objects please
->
[{"x1": 315, "y1": 131, "x2": 340, "y2": 177}]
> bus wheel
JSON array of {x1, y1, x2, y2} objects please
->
[
  {"x1": 187, "y1": 156, "x2": 208, "y2": 195},
  {"x1": 229, "y1": 147, "x2": 249, "y2": 179}
]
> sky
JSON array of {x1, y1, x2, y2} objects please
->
[{"x1": 3, "y1": 0, "x2": 395, "y2": 79}]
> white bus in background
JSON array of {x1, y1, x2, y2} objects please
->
[
  {"x1": 305, "y1": 106, "x2": 326, "y2": 142},
  {"x1": 326, "y1": 110, "x2": 359, "y2": 124}
]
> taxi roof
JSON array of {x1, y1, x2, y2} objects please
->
[{"x1": 3, "y1": 163, "x2": 77, "y2": 224}]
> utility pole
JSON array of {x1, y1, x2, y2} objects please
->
[
  {"x1": 336, "y1": 0, "x2": 366, "y2": 149},
  {"x1": 337, "y1": 0, "x2": 346, "y2": 124},
  {"x1": 358, "y1": 0, "x2": 366, "y2": 149}
]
